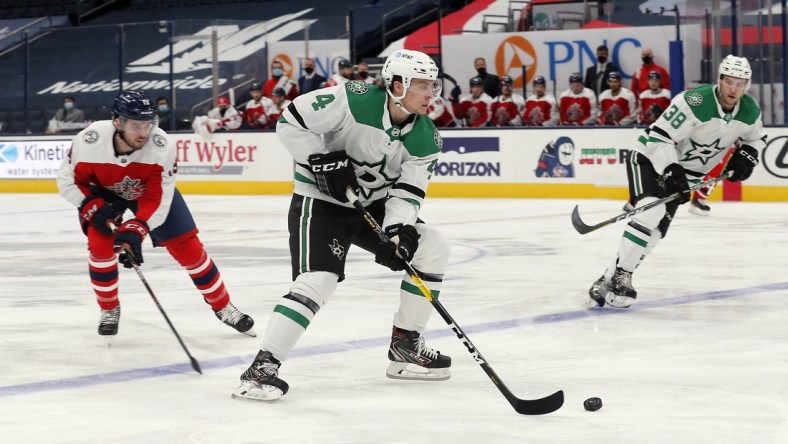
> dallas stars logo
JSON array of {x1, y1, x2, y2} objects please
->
[
  {"x1": 681, "y1": 138, "x2": 725, "y2": 165},
  {"x1": 351, "y1": 156, "x2": 399, "y2": 199},
  {"x1": 110, "y1": 176, "x2": 145, "y2": 200},
  {"x1": 328, "y1": 239, "x2": 345, "y2": 260},
  {"x1": 346, "y1": 80, "x2": 369, "y2": 95}
]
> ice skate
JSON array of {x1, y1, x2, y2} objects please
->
[
  {"x1": 231, "y1": 351, "x2": 289, "y2": 401},
  {"x1": 386, "y1": 327, "x2": 451, "y2": 381},
  {"x1": 605, "y1": 267, "x2": 637, "y2": 308},
  {"x1": 214, "y1": 301, "x2": 256, "y2": 336},
  {"x1": 98, "y1": 306, "x2": 120, "y2": 336},
  {"x1": 689, "y1": 196, "x2": 710, "y2": 216},
  {"x1": 584, "y1": 275, "x2": 608, "y2": 309}
]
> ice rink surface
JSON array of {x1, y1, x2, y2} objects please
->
[{"x1": 1, "y1": 193, "x2": 787, "y2": 444}]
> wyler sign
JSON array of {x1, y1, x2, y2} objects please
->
[
  {"x1": 442, "y1": 25, "x2": 701, "y2": 92},
  {"x1": 170, "y1": 132, "x2": 292, "y2": 182}
]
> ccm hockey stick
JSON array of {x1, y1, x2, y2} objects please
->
[
  {"x1": 125, "y1": 251, "x2": 203, "y2": 375},
  {"x1": 345, "y1": 188, "x2": 564, "y2": 415},
  {"x1": 571, "y1": 173, "x2": 729, "y2": 235}
]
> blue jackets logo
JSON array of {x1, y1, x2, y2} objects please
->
[
  {"x1": 436, "y1": 137, "x2": 500, "y2": 177},
  {"x1": 0, "y1": 144, "x2": 19, "y2": 163}
]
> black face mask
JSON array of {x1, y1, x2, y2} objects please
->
[
  {"x1": 358, "y1": 71, "x2": 369, "y2": 79},
  {"x1": 304, "y1": 67, "x2": 314, "y2": 74},
  {"x1": 642, "y1": 56, "x2": 653, "y2": 65},
  {"x1": 597, "y1": 56, "x2": 607, "y2": 64},
  {"x1": 477, "y1": 68, "x2": 487, "y2": 77}
]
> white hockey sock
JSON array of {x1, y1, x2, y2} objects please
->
[{"x1": 393, "y1": 273, "x2": 443, "y2": 332}]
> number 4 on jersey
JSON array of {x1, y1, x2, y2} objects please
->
[{"x1": 311, "y1": 94, "x2": 335, "y2": 111}]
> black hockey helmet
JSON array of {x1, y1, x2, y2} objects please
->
[
  {"x1": 113, "y1": 90, "x2": 156, "y2": 121},
  {"x1": 647, "y1": 70, "x2": 661, "y2": 80},
  {"x1": 470, "y1": 76, "x2": 484, "y2": 86},
  {"x1": 500, "y1": 75, "x2": 513, "y2": 85},
  {"x1": 533, "y1": 75, "x2": 546, "y2": 85},
  {"x1": 607, "y1": 71, "x2": 622, "y2": 81},
  {"x1": 250, "y1": 82, "x2": 262, "y2": 91},
  {"x1": 569, "y1": 72, "x2": 582, "y2": 84},
  {"x1": 338, "y1": 58, "x2": 353, "y2": 69},
  {"x1": 272, "y1": 87, "x2": 286, "y2": 96}
]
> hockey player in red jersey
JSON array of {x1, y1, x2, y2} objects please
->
[
  {"x1": 490, "y1": 76, "x2": 525, "y2": 126},
  {"x1": 523, "y1": 76, "x2": 559, "y2": 126},
  {"x1": 56, "y1": 90, "x2": 255, "y2": 337},
  {"x1": 597, "y1": 71, "x2": 637, "y2": 126},
  {"x1": 427, "y1": 94, "x2": 457, "y2": 127},
  {"x1": 559, "y1": 73, "x2": 598, "y2": 125},
  {"x1": 242, "y1": 82, "x2": 273, "y2": 130},
  {"x1": 638, "y1": 71, "x2": 672, "y2": 125},
  {"x1": 264, "y1": 87, "x2": 291, "y2": 129},
  {"x1": 458, "y1": 76, "x2": 493, "y2": 127}
]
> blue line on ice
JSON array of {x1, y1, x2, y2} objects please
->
[{"x1": 2, "y1": 281, "x2": 786, "y2": 398}]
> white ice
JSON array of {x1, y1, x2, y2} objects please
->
[{"x1": 1, "y1": 193, "x2": 787, "y2": 444}]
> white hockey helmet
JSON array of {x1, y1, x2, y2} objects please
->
[
  {"x1": 381, "y1": 49, "x2": 441, "y2": 109},
  {"x1": 718, "y1": 55, "x2": 752, "y2": 85}
]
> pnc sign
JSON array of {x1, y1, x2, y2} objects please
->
[{"x1": 495, "y1": 36, "x2": 537, "y2": 89}]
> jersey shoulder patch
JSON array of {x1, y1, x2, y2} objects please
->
[
  {"x1": 683, "y1": 84, "x2": 719, "y2": 122},
  {"x1": 402, "y1": 115, "x2": 440, "y2": 158}
]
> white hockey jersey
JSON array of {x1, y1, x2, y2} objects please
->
[
  {"x1": 277, "y1": 80, "x2": 442, "y2": 228},
  {"x1": 207, "y1": 105, "x2": 242, "y2": 130},
  {"x1": 635, "y1": 84, "x2": 766, "y2": 175}
]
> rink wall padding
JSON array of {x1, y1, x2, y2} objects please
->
[{"x1": 1, "y1": 127, "x2": 786, "y2": 201}]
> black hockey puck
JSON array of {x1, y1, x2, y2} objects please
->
[{"x1": 583, "y1": 397, "x2": 603, "y2": 411}]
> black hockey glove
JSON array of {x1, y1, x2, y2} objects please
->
[
  {"x1": 79, "y1": 196, "x2": 123, "y2": 235},
  {"x1": 723, "y1": 144, "x2": 759, "y2": 182},
  {"x1": 662, "y1": 163, "x2": 691, "y2": 204},
  {"x1": 113, "y1": 219, "x2": 149, "y2": 268},
  {"x1": 375, "y1": 224, "x2": 420, "y2": 272},
  {"x1": 307, "y1": 150, "x2": 360, "y2": 203}
]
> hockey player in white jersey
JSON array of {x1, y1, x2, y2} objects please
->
[
  {"x1": 586, "y1": 55, "x2": 764, "y2": 309},
  {"x1": 233, "y1": 49, "x2": 452, "y2": 401}
]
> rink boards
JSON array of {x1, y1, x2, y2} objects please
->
[{"x1": 1, "y1": 126, "x2": 786, "y2": 201}]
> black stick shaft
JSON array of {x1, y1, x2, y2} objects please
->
[
  {"x1": 572, "y1": 174, "x2": 728, "y2": 235},
  {"x1": 345, "y1": 188, "x2": 563, "y2": 415},
  {"x1": 130, "y1": 261, "x2": 202, "y2": 375}
]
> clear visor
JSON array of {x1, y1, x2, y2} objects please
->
[
  {"x1": 119, "y1": 117, "x2": 158, "y2": 132},
  {"x1": 408, "y1": 78, "x2": 442, "y2": 97}
]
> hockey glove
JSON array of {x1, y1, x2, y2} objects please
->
[
  {"x1": 307, "y1": 150, "x2": 360, "y2": 203},
  {"x1": 375, "y1": 224, "x2": 420, "y2": 272},
  {"x1": 662, "y1": 163, "x2": 691, "y2": 204},
  {"x1": 79, "y1": 196, "x2": 123, "y2": 236},
  {"x1": 113, "y1": 219, "x2": 149, "y2": 268},
  {"x1": 723, "y1": 144, "x2": 759, "y2": 182}
]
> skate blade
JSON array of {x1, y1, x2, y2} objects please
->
[
  {"x1": 689, "y1": 207, "x2": 710, "y2": 217},
  {"x1": 386, "y1": 362, "x2": 450, "y2": 381},
  {"x1": 231, "y1": 382, "x2": 283, "y2": 402},
  {"x1": 239, "y1": 327, "x2": 257, "y2": 337}
]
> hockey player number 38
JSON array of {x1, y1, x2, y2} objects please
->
[{"x1": 662, "y1": 104, "x2": 687, "y2": 129}]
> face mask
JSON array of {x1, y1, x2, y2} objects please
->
[
  {"x1": 158, "y1": 105, "x2": 168, "y2": 112},
  {"x1": 477, "y1": 68, "x2": 487, "y2": 77},
  {"x1": 64, "y1": 102, "x2": 74, "y2": 110},
  {"x1": 304, "y1": 67, "x2": 314, "y2": 74},
  {"x1": 642, "y1": 56, "x2": 653, "y2": 65},
  {"x1": 272, "y1": 68, "x2": 283, "y2": 77},
  {"x1": 358, "y1": 71, "x2": 369, "y2": 79},
  {"x1": 597, "y1": 56, "x2": 607, "y2": 64}
]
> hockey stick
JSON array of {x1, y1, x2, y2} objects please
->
[
  {"x1": 124, "y1": 252, "x2": 203, "y2": 375},
  {"x1": 345, "y1": 188, "x2": 564, "y2": 415},
  {"x1": 571, "y1": 173, "x2": 729, "y2": 235}
]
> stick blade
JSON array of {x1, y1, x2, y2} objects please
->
[
  {"x1": 513, "y1": 390, "x2": 564, "y2": 415},
  {"x1": 191, "y1": 357, "x2": 203, "y2": 374},
  {"x1": 571, "y1": 205, "x2": 594, "y2": 235}
]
